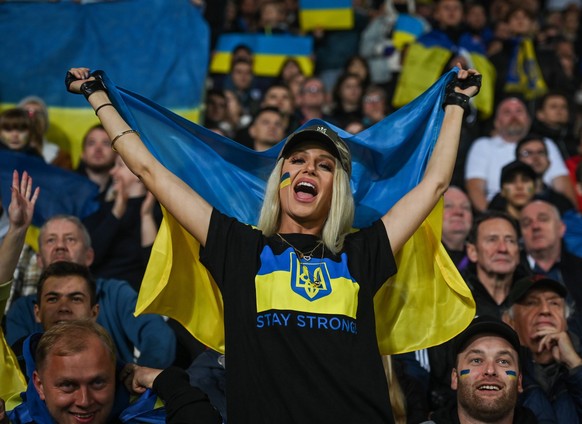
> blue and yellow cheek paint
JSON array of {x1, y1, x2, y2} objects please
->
[
  {"x1": 280, "y1": 172, "x2": 291, "y2": 190},
  {"x1": 459, "y1": 369, "x2": 516, "y2": 378},
  {"x1": 505, "y1": 370, "x2": 517, "y2": 379}
]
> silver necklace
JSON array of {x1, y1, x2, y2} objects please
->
[
  {"x1": 276, "y1": 233, "x2": 323, "y2": 262},
  {"x1": 277, "y1": 233, "x2": 325, "y2": 288}
]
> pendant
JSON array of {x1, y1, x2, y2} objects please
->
[{"x1": 302, "y1": 254, "x2": 312, "y2": 261}]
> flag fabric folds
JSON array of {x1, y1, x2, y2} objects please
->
[
  {"x1": 504, "y1": 37, "x2": 548, "y2": 100},
  {"x1": 0, "y1": 0, "x2": 208, "y2": 167},
  {"x1": 100, "y1": 68, "x2": 476, "y2": 355},
  {"x1": 0, "y1": 282, "x2": 26, "y2": 411},
  {"x1": 210, "y1": 33, "x2": 314, "y2": 77},
  {"x1": 393, "y1": 31, "x2": 496, "y2": 119},
  {"x1": 299, "y1": 0, "x2": 354, "y2": 31}
]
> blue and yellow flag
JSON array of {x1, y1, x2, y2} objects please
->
[
  {"x1": 393, "y1": 30, "x2": 496, "y2": 119},
  {"x1": 0, "y1": 282, "x2": 26, "y2": 410},
  {"x1": 392, "y1": 14, "x2": 428, "y2": 50},
  {"x1": 0, "y1": 0, "x2": 208, "y2": 167},
  {"x1": 299, "y1": 0, "x2": 354, "y2": 31},
  {"x1": 100, "y1": 68, "x2": 475, "y2": 355},
  {"x1": 210, "y1": 33, "x2": 314, "y2": 77},
  {"x1": 504, "y1": 37, "x2": 547, "y2": 100}
]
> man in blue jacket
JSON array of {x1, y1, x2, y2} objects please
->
[
  {"x1": 5, "y1": 215, "x2": 176, "y2": 368},
  {"x1": 503, "y1": 275, "x2": 582, "y2": 423}
]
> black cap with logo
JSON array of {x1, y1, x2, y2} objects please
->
[{"x1": 278, "y1": 123, "x2": 352, "y2": 176}]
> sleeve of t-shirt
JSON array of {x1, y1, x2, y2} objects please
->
[
  {"x1": 544, "y1": 137, "x2": 569, "y2": 184},
  {"x1": 345, "y1": 220, "x2": 397, "y2": 295},
  {"x1": 464, "y1": 138, "x2": 489, "y2": 180},
  {"x1": 200, "y1": 208, "x2": 263, "y2": 293}
]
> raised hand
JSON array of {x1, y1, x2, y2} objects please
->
[
  {"x1": 455, "y1": 64, "x2": 482, "y2": 98},
  {"x1": 65, "y1": 67, "x2": 107, "y2": 99},
  {"x1": 8, "y1": 170, "x2": 39, "y2": 231}
]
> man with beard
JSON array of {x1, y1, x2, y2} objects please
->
[
  {"x1": 502, "y1": 275, "x2": 582, "y2": 423},
  {"x1": 425, "y1": 211, "x2": 526, "y2": 413},
  {"x1": 423, "y1": 315, "x2": 536, "y2": 423},
  {"x1": 465, "y1": 96, "x2": 571, "y2": 212},
  {"x1": 76, "y1": 124, "x2": 116, "y2": 201}
]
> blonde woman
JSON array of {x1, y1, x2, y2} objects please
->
[{"x1": 66, "y1": 65, "x2": 480, "y2": 423}]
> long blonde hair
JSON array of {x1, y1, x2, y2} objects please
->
[
  {"x1": 257, "y1": 156, "x2": 354, "y2": 254},
  {"x1": 382, "y1": 355, "x2": 407, "y2": 424}
]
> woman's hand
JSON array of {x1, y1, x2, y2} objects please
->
[
  {"x1": 65, "y1": 67, "x2": 93, "y2": 93},
  {"x1": 65, "y1": 67, "x2": 107, "y2": 100},
  {"x1": 453, "y1": 62, "x2": 481, "y2": 98}
]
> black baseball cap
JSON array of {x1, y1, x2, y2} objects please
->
[
  {"x1": 505, "y1": 275, "x2": 568, "y2": 307},
  {"x1": 500, "y1": 160, "x2": 537, "y2": 187},
  {"x1": 278, "y1": 123, "x2": 352, "y2": 176},
  {"x1": 452, "y1": 315, "x2": 521, "y2": 357}
]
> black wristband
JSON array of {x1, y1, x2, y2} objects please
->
[
  {"x1": 65, "y1": 71, "x2": 77, "y2": 93},
  {"x1": 80, "y1": 76, "x2": 107, "y2": 100},
  {"x1": 442, "y1": 91, "x2": 470, "y2": 114},
  {"x1": 456, "y1": 74, "x2": 482, "y2": 96}
]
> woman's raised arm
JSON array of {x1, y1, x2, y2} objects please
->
[
  {"x1": 66, "y1": 67, "x2": 213, "y2": 246},
  {"x1": 381, "y1": 66, "x2": 481, "y2": 254}
]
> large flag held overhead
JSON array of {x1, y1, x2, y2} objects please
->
[
  {"x1": 210, "y1": 33, "x2": 314, "y2": 78},
  {"x1": 100, "y1": 68, "x2": 476, "y2": 355},
  {"x1": 0, "y1": 0, "x2": 208, "y2": 167},
  {"x1": 298, "y1": 0, "x2": 354, "y2": 31}
]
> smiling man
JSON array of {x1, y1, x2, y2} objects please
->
[
  {"x1": 502, "y1": 275, "x2": 582, "y2": 423},
  {"x1": 424, "y1": 315, "x2": 535, "y2": 423},
  {"x1": 32, "y1": 320, "x2": 116, "y2": 424}
]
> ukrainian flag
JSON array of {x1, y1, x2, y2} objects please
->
[
  {"x1": 392, "y1": 14, "x2": 428, "y2": 50},
  {"x1": 504, "y1": 37, "x2": 548, "y2": 100},
  {"x1": 1, "y1": 282, "x2": 26, "y2": 411},
  {"x1": 210, "y1": 34, "x2": 314, "y2": 77},
  {"x1": 0, "y1": 0, "x2": 208, "y2": 168},
  {"x1": 100, "y1": 67, "x2": 475, "y2": 355},
  {"x1": 299, "y1": 0, "x2": 354, "y2": 31},
  {"x1": 393, "y1": 31, "x2": 496, "y2": 119}
]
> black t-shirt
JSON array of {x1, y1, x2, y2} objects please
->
[{"x1": 201, "y1": 209, "x2": 397, "y2": 423}]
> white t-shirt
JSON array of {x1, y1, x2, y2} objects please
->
[
  {"x1": 465, "y1": 135, "x2": 569, "y2": 201},
  {"x1": 42, "y1": 140, "x2": 60, "y2": 164}
]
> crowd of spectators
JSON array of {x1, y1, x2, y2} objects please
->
[{"x1": 3, "y1": 0, "x2": 582, "y2": 422}]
